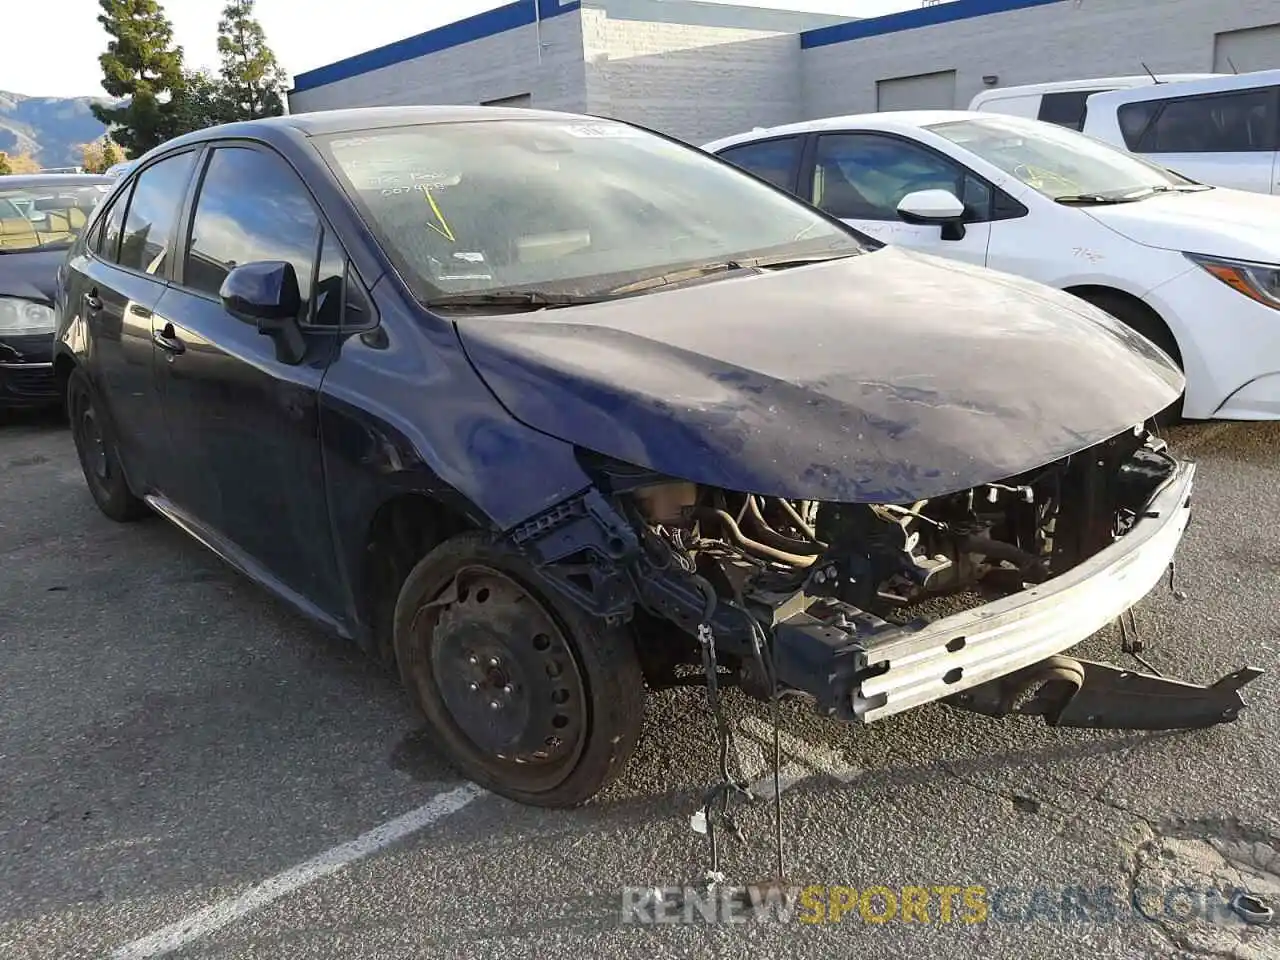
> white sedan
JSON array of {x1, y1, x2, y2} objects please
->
[{"x1": 704, "y1": 111, "x2": 1280, "y2": 422}]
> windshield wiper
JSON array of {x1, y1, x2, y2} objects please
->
[
  {"x1": 742, "y1": 251, "x2": 861, "y2": 270},
  {"x1": 608, "y1": 260, "x2": 749, "y2": 295},
  {"x1": 1054, "y1": 193, "x2": 1150, "y2": 205},
  {"x1": 607, "y1": 252, "x2": 857, "y2": 296},
  {"x1": 423, "y1": 291, "x2": 612, "y2": 311}
]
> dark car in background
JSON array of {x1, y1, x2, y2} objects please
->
[
  {"x1": 53, "y1": 107, "x2": 1255, "y2": 810},
  {"x1": 0, "y1": 173, "x2": 112, "y2": 408}
]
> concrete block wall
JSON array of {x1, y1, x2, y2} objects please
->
[
  {"x1": 582, "y1": 6, "x2": 801, "y2": 143},
  {"x1": 800, "y1": 0, "x2": 1280, "y2": 120},
  {"x1": 288, "y1": 2, "x2": 589, "y2": 115}
]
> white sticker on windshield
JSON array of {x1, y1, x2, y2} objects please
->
[{"x1": 559, "y1": 122, "x2": 642, "y2": 138}]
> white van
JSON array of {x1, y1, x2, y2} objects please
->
[
  {"x1": 1081, "y1": 71, "x2": 1280, "y2": 194},
  {"x1": 969, "y1": 75, "x2": 1221, "y2": 131}
]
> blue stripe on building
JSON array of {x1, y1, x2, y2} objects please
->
[
  {"x1": 292, "y1": 0, "x2": 582, "y2": 93},
  {"x1": 800, "y1": 0, "x2": 1063, "y2": 50}
]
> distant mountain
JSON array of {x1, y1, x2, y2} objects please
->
[{"x1": 0, "y1": 91, "x2": 119, "y2": 168}]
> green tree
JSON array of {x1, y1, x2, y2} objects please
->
[
  {"x1": 166, "y1": 69, "x2": 236, "y2": 137},
  {"x1": 217, "y1": 0, "x2": 287, "y2": 120},
  {"x1": 91, "y1": 0, "x2": 185, "y2": 156},
  {"x1": 0, "y1": 154, "x2": 10, "y2": 176}
]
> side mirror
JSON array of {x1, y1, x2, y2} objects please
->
[
  {"x1": 897, "y1": 189, "x2": 967, "y2": 241},
  {"x1": 219, "y1": 260, "x2": 306, "y2": 364}
]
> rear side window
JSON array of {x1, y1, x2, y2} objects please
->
[
  {"x1": 118, "y1": 152, "x2": 197, "y2": 276},
  {"x1": 1037, "y1": 90, "x2": 1104, "y2": 131},
  {"x1": 183, "y1": 146, "x2": 320, "y2": 314},
  {"x1": 1121, "y1": 87, "x2": 1278, "y2": 153},
  {"x1": 716, "y1": 137, "x2": 802, "y2": 193},
  {"x1": 94, "y1": 184, "x2": 133, "y2": 263}
]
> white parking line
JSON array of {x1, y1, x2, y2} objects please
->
[{"x1": 110, "y1": 784, "x2": 484, "y2": 960}]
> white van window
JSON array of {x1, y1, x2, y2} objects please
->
[
  {"x1": 1037, "y1": 90, "x2": 1107, "y2": 131},
  {"x1": 1120, "y1": 87, "x2": 1277, "y2": 153}
]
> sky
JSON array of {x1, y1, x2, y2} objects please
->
[{"x1": 1, "y1": 0, "x2": 917, "y2": 100}]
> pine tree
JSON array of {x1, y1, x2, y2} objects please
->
[
  {"x1": 91, "y1": 0, "x2": 185, "y2": 156},
  {"x1": 217, "y1": 0, "x2": 287, "y2": 120},
  {"x1": 167, "y1": 69, "x2": 237, "y2": 137}
]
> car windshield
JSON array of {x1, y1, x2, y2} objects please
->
[
  {"x1": 317, "y1": 118, "x2": 870, "y2": 302},
  {"x1": 926, "y1": 115, "x2": 1197, "y2": 201},
  {"x1": 0, "y1": 181, "x2": 111, "y2": 252}
]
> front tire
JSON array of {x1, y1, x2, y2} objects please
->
[
  {"x1": 393, "y1": 531, "x2": 645, "y2": 807},
  {"x1": 67, "y1": 367, "x2": 148, "y2": 522}
]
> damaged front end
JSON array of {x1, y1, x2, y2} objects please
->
[{"x1": 513, "y1": 426, "x2": 1259, "y2": 733}]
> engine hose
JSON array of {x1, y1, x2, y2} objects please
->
[
  {"x1": 776, "y1": 496, "x2": 823, "y2": 544},
  {"x1": 743, "y1": 496, "x2": 824, "y2": 555},
  {"x1": 957, "y1": 533, "x2": 1044, "y2": 571},
  {"x1": 694, "y1": 507, "x2": 818, "y2": 568}
]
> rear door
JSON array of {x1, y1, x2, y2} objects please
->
[
  {"x1": 1118, "y1": 85, "x2": 1279, "y2": 194},
  {"x1": 64, "y1": 150, "x2": 199, "y2": 493},
  {"x1": 802, "y1": 131, "x2": 992, "y2": 265},
  {"x1": 153, "y1": 142, "x2": 344, "y2": 613}
]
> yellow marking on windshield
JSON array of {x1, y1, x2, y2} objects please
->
[{"x1": 423, "y1": 187, "x2": 456, "y2": 242}]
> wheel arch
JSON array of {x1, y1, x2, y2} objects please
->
[
  {"x1": 1063, "y1": 284, "x2": 1183, "y2": 368},
  {"x1": 356, "y1": 488, "x2": 480, "y2": 667}
]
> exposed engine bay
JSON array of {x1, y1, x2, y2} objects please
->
[
  {"x1": 508, "y1": 424, "x2": 1256, "y2": 738},
  {"x1": 627, "y1": 425, "x2": 1174, "y2": 621}
]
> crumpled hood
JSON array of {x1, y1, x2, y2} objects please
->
[
  {"x1": 0, "y1": 248, "x2": 62, "y2": 304},
  {"x1": 1085, "y1": 187, "x2": 1280, "y2": 262},
  {"x1": 455, "y1": 247, "x2": 1183, "y2": 503}
]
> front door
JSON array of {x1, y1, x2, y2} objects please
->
[
  {"x1": 153, "y1": 143, "x2": 343, "y2": 615},
  {"x1": 806, "y1": 132, "x2": 992, "y2": 266}
]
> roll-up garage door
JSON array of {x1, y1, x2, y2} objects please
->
[
  {"x1": 1213, "y1": 24, "x2": 1280, "y2": 73},
  {"x1": 876, "y1": 70, "x2": 957, "y2": 112}
]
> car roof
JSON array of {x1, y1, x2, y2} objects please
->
[
  {"x1": 1084, "y1": 69, "x2": 1280, "y2": 108},
  {"x1": 0, "y1": 173, "x2": 114, "y2": 189},
  {"x1": 702, "y1": 110, "x2": 985, "y2": 151},
  {"x1": 969, "y1": 74, "x2": 1222, "y2": 100},
  {"x1": 150, "y1": 105, "x2": 604, "y2": 151}
]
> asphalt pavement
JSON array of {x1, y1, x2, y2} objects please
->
[{"x1": 1, "y1": 409, "x2": 1277, "y2": 960}]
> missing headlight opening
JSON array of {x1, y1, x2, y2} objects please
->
[{"x1": 500, "y1": 426, "x2": 1261, "y2": 882}]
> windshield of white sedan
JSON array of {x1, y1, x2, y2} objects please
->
[
  {"x1": 927, "y1": 116, "x2": 1198, "y2": 202},
  {"x1": 319, "y1": 119, "x2": 868, "y2": 301},
  {"x1": 0, "y1": 182, "x2": 111, "y2": 252}
]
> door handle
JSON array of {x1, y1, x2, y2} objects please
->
[
  {"x1": 152, "y1": 325, "x2": 186, "y2": 355},
  {"x1": 83, "y1": 291, "x2": 103, "y2": 312}
]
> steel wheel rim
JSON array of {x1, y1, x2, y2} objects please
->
[
  {"x1": 417, "y1": 565, "x2": 590, "y2": 792},
  {"x1": 74, "y1": 391, "x2": 109, "y2": 482}
]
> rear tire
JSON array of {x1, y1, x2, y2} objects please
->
[
  {"x1": 67, "y1": 367, "x2": 149, "y2": 522},
  {"x1": 1073, "y1": 289, "x2": 1183, "y2": 428},
  {"x1": 393, "y1": 531, "x2": 645, "y2": 807}
]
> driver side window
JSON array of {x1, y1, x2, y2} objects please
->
[
  {"x1": 183, "y1": 146, "x2": 319, "y2": 320},
  {"x1": 811, "y1": 133, "x2": 990, "y2": 222}
]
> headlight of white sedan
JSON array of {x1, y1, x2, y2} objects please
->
[
  {"x1": 0, "y1": 297, "x2": 56, "y2": 335},
  {"x1": 1185, "y1": 253, "x2": 1280, "y2": 310}
]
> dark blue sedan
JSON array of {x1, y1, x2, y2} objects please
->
[
  {"x1": 0, "y1": 173, "x2": 111, "y2": 407},
  {"x1": 54, "y1": 106, "x2": 1255, "y2": 810}
]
